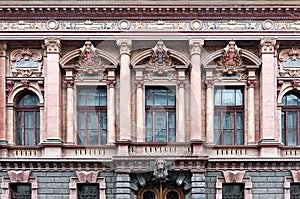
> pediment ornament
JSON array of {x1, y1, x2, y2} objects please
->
[
  {"x1": 217, "y1": 40, "x2": 244, "y2": 75},
  {"x1": 76, "y1": 41, "x2": 104, "y2": 74},
  {"x1": 223, "y1": 170, "x2": 245, "y2": 183},
  {"x1": 76, "y1": 171, "x2": 99, "y2": 183},
  {"x1": 279, "y1": 47, "x2": 300, "y2": 77},
  {"x1": 8, "y1": 170, "x2": 31, "y2": 183},
  {"x1": 291, "y1": 170, "x2": 300, "y2": 182},
  {"x1": 148, "y1": 40, "x2": 174, "y2": 74},
  {"x1": 10, "y1": 48, "x2": 43, "y2": 77}
]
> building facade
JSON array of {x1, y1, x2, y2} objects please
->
[{"x1": 0, "y1": 1, "x2": 300, "y2": 198}]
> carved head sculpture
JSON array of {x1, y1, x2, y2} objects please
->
[{"x1": 153, "y1": 158, "x2": 168, "y2": 183}]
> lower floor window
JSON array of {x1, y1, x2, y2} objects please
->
[
  {"x1": 10, "y1": 183, "x2": 31, "y2": 199},
  {"x1": 291, "y1": 183, "x2": 300, "y2": 199},
  {"x1": 77, "y1": 183, "x2": 99, "y2": 199},
  {"x1": 222, "y1": 183, "x2": 244, "y2": 199}
]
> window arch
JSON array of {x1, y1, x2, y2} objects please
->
[
  {"x1": 15, "y1": 92, "x2": 40, "y2": 146},
  {"x1": 137, "y1": 183, "x2": 184, "y2": 199},
  {"x1": 281, "y1": 92, "x2": 300, "y2": 146}
]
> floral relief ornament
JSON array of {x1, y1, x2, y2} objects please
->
[{"x1": 217, "y1": 40, "x2": 244, "y2": 75}]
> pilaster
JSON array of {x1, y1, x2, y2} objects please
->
[
  {"x1": 247, "y1": 70, "x2": 257, "y2": 144},
  {"x1": 0, "y1": 42, "x2": 7, "y2": 145},
  {"x1": 64, "y1": 69, "x2": 75, "y2": 144},
  {"x1": 43, "y1": 38, "x2": 63, "y2": 156},
  {"x1": 189, "y1": 39, "x2": 204, "y2": 143},
  {"x1": 117, "y1": 39, "x2": 132, "y2": 143},
  {"x1": 177, "y1": 68, "x2": 187, "y2": 142},
  {"x1": 135, "y1": 67, "x2": 144, "y2": 142},
  {"x1": 258, "y1": 38, "x2": 280, "y2": 156},
  {"x1": 205, "y1": 78, "x2": 215, "y2": 144}
]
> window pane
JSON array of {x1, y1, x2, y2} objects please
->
[
  {"x1": 214, "y1": 113, "x2": 221, "y2": 144},
  {"x1": 288, "y1": 112, "x2": 297, "y2": 146},
  {"x1": 236, "y1": 112, "x2": 243, "y2": 130},
  {"x1": 154, "y1": 89, "x2": 167, "y2": 105},
  {"x1": 222, "y1": 89, "x2": 235, "y2": 106},
  {"x1": 223, "y1": 130, "x2": 233, "y2": 145},
  {"x1": 155, "y1": 112, "x2": 167, "y2": 142},
  {"x1": 10, "y1": 183, "x2": 31, "y2": 199},
  {"x1": 223, "y1": 112, "x2": 233, "y2": 129},
  {"x1": 101, "y1": 112, "x2": 107, "y2": 144},
  {"x1": 88, "y1": 130, "x2": 99, "y2": 145},
  {"x1": 236, "y1": 89, "x2": 243, "y2": 105},
  {"x1": 87, "y1": 112, "x2": 98, "y2": 129},
  {"x1": 146, "y1": 89, "x2": 153, "y2": 106},
  {"x1": 281, "y1": 112, "x2": 286, "y2": 144},
  {"x1": 146, "y1": 112, "x2": 153, "y2": 142},
  {"x1": 18, "y1": 93, "x2": 39, "y2": 106},
  {"x1": 167, "y1": 191, "x2": 179, "y2": 199},
  {"x1": 236, "y1": 130, "x2": 244, "y2": 145},
  {"x1": 286, "y1": 94, "x2": 299, "y2": 106},
  {"x1": 214, "y1": 89, "x2": 221, "y2": 106},
  {"x1": 168, "y1": 90, "x2": 175, "y2": 106},
  {"x1": 222, "y1": 183, "x2": 244, "y2": 199},
  {"x1": 143, "y1": 191, "x2": 155, "y2": 199},
  {"x1": 169, "y1": 112, "x2": 175, "y2": 142},
  {"x1": 99, "y1": 88, "x2": 107, "y2": 106},
  {"x1": 291, "y1": 183, "x2": 300, "y2": 199},
  {"x1": 78, "y1": 130, "x2": 85, "y2": 145},
  {"x1": 78, "y1": 112, "x2": 85, "y2": 130}
]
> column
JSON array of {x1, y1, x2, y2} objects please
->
[
  {"x1": 259, "y1": 38, "x2": 280, "y2": 156},
  {"x1": 44, "y1": 38, "x2": 63, "y2": 145},
  {"x1": 205, "y1": 79, "x2": 214, "y2": 144},
  {"x1": 189, "y1": 39, "x2": 204, "y2": 141},
  {"x1": 107, "y1": 69, "x2": 116, "y2": 144},
  {"x1": 0, "y1": 42, "x2": 7, "y2": 144},
  {"x1": 177, "y1": 71, "x2": 186, "y2": 142},
  {"x1": 64, "y1": 71, "x2": 75, "y2": 144},
  {"x1": 247, "y1": 77, "x2": 257, "y2": 144},
  {"x1": 135, "y1": 76, "x2": 144, "y2": 142},
  {"x1": 117, "y1": 39, "x2": 132, "y2": 142}
]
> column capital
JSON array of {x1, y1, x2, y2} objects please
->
[
  {"x1": 44, "y1": 38, "x2": 61, "y2": 54},
  {"x1": 189, "y1": 39, "x2": 204, "y2": 56},
  {"x1": 247, "y1": 79, "x2": 257, "y2": 88},
  {"x1": 205, "y1": 79, "x2": 214, "y2": 88},
  {"x1": 107, "y1": 79, "x2": 116, "y2": 88},
  {"x1": 64, "y1": 78, "x2": 74, "y2": 88},
  {"x1": 259, "y1": 38, "x2": 278, "y2": 55},
  {"x1": 135, "y1": 79, "x2": 144, "y2": 88},
  {"x1": 0, "y1": 42, "x2": 7, "y2": 57},
  {"x1": 177, "y1": 79, "x2": 187, "y2": 88},
  {"x1": 116, "y1": 39, "x2": 131, "y2": 56}
]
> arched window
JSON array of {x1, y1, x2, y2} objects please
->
[
  {"x1": 143, "y1": 190, "x2": 156, "y2": 199},
  {"x1": 16, "y1": 92, "x2": 40, "y2": 146},
  {"x1": 281, "y1": 92, "x2": 300, "y2": 146}
]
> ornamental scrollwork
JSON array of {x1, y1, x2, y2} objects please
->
[
  {"x1": 10, "y1": 48, "x2": 43, "y2": 77},
  {"x1": 216, "y1": 40, "x2": 244, "y2": 75}
]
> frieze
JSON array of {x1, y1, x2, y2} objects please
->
[{"x1": 2, "y1": 19, "x2": 300, "y2": 31}]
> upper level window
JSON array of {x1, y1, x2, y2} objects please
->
[
  {"x1": 16, "y1": 92, "x2": 40, "y2": 146},
  {"x1": 214, "y1": 87, "x2": 244, "y2": 145},
  {"x1": 290, "y1": 183, "x2": 300, "y2": 199},
  {"x1": 222, "y1": 183, "x2": 244, "y2": 199},
  {"x1": 10, "y1": 183, "x2": 31, "y2": 199},
  {"x1": 145, "y1": 86, "x2": 176, "y2": 142},
  {"x1": 77, "y1": 86, "x2": 107, "y2": 145},
  {"x1": 281, "y1": 92, "x2": 300, "y2": 146},
  {"x1": 77, "y1": 183, "x2": 99, "y2": 199}
]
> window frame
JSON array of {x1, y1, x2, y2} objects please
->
[
  {"x1": 76, "y1": 86, "x2": 107, "y2": 145},
  {"x1": 214, "y1": 87, "x2": 244, "y2": 145},
  {"x1": 10, "y1": 183, "x2": 32, "y2": 199},
  {"x1": 77, "y1": 183, "x2": 100, "y2": 199},
  {"x1": 15, "y1": 92, "x2": 40, "y2": 146},
  {"x1": 281, "y1": 92, "x2": 300, "y2": 146},
  {"x1": 145, "y1": 86, "x2": 176, "y2": 142}
]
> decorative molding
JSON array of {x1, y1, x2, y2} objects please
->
[
  {"x1": 6, "y1": 80, "x2": 15, "y2": 97},
  {"x1": 217, "y1": 40, "x2": 244, "y2": 75},
  {"x1": 277, "y1": 80, "x2": 284, "y2": 95},
  {"x1": 205, "y1": 79, "x2": 214, "y2": 88},
  {"x1": 134, "y1": 79, "x2": 144, "y2": 88},
  {"x1": 1, "y1": 170, "x2": 38, "y2": 199},
  {"x1": 223, "y1": 171, "x2": 245, "y2": 183},
  {"x1": 291, "y1": 79, "x2": 300, "y2": 89},
  {"x1": 76, "y1": 171, "x2": 99, "y2": 183},
  {"x1": 44, "y1": 38, "x2": 61, "y2": 54},
  {"x1": 64, "y1": 79, "x2": 74, "y2": 88},
  {"x1": 247, "y1": 79, "x2": 257, "y2": 88},
  {"x1": 279, "y1": 47, "x2": 300, "y2": 77},
  {"x1": 21, "y1": 79, "x2": 30, "y2": 89},
  {"x1": 259, "y1": 38, "x2": 278, "y2": 55},
  {"x1": 116, "y1": 39, "x2": 131, "y2": 56},
  {"x1": 177, "y1": 79, "x2": 187, "y2": 88},
  {"x1": 189, "y1": 39, "x2": 204, "y2": 56},
  {"x1": 10, "y1": 48, "x2": 43, "y2": 77}
]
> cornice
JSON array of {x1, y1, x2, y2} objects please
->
[{"x1": 0, "y1": 5, "x2": 299, "y2": 20}]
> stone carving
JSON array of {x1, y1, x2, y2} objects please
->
[
  {"x1": 217, "y1": 40, "x2": 244, "y2": 75},
  {"x1": 153, "y1": 158, "x2": 168, "y2": 183},
  {"x1": 223, "y1": 170, "x2": 245, "y2": 183},
  {"x1": 76, "y1": 41, "x2": 103, "y2": 74},
  {"x1": 116, "y1": 39, "x2": 131, "y2": 55},
  {"x1": 44, "y1": 38, "x2": 61, "y2": 53},
  {"x1": 259, "y1": 38, "x2": 277, "y2": 55},
  {"x1": 10, "y1": 48, "x2": 43, "y2": 77},
  {"x1": 148, "y1": 40, "x2": 174, "y2": 74},
  {"x1": 8, "y1": 170, "x2": 31, "y2": 182},
  {"x1": 279, "y1": 47, "x2": 300, "y2": 77},
  {"x1": 76, "y1": 171, "x2": 99, "y2": 183}
]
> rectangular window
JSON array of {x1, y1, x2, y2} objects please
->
[
  {"x1": 77, "y1": 183, "x2": 99, "y2": 199},
  {"x1": 145, "y1": 86, "x2": 176, "y2": 142},
  {"x1": 291, "y1": 183, "x2": 300, "y2": 199},
  {"x1": 10, "y1": 183, "x2": 31, "y2": 199},
  {"x1": 77, "y1": 86, "x2": 107, "y2": 145},
  {"x1": 214, "y1": 87, "x2": 244, "y2": 145},
  {"x1": 222, "y1": 183, "x2": 244, "y2": 199}
]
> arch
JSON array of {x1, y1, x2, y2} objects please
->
[
  {"x1": 202, "y1": 48, "x2": 261, "y2": 67},
  {"x1": 59, "y1": 48, "x2": 119, "y2": 67},
  {"x1": 137, "y1": 182, "x2": 184, "y2": 199},
  {"x1": 278, "y1": 86, "x2": 300, "y2": 104},
  {"x1": 131, "y1": 48, "x2": 190, "y2": 67},
  {"x1": 7, "y1": 85, "x2": 44, "y2": 104}
]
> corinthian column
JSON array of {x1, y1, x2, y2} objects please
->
[
  {"x1": 117, "y1": 39, "x2": 131, "y2": 142},
  {"x1": 0, "y1": 42, "x2": 7, "y2": 145},
  {"x1": 44, "y1": 38, "x2": 63, "y2": 144},
  {"x1": 189, "y1": 39, "x2": 204, "y2": 141},
  {"x1": 64, "y1": 73, "x2": 75, "y2": 144},
  {"x1": 205, "y1": 79, "x2": 214, "y2": 144},
  {"x1": 259, "y1": 38, "x2": 280, "y2": 156},
  {"x1": 107, "y1": 69, "x2": 116, "y2": 144}
]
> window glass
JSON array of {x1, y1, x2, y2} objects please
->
[
  {"x1": 222, "y1": 183, "x2": 244, "y2": 199},
  {"x1": 291, "y1": 183, "x2": 300, "y2": 199},
  {"x1": 10, "y1": 183, "x2": 31, "y2": 199},
  {"x1": 77, "y1": 183, "x2": 99, "y2": 199},
  {"x1": 143, "y1": 191, "x2": 155, "y2": 199}
]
